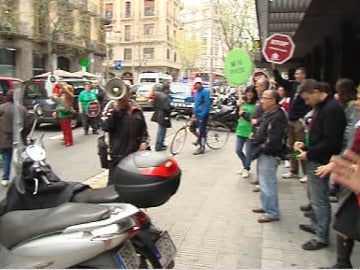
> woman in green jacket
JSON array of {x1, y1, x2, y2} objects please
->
[{"x1": 235, "y1": 86, "x2": 258, "y2": 178}]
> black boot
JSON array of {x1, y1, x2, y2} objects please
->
[{"x1": 320, "y1": 235, "x2": 354, "y2": 269}]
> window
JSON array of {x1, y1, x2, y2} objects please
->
[
  {"x1": 124, "y1": 25, "x2": 131, "y2": 41},
  {"x1": 174, "y1": 52, "x2": 177, "y2": 62},
  {"x1": 125, "y1": 1, "x2": 131, "y2": 18},
  {"x1": 143, "y1": 48, "x2": 154, "y2": 59},
  {"x1": 166, "y1": 49, "x2": 170, "y2": 60},
  {"x1": 124, "y1": 48, "x2": 132, "y2": 60},
  {"x1": 144, "y1": 0, "x2": 155, "y2": 16},
  {"x1": 166, "y1": 25, "x2": 170, "y2": 40},
  {"x1": 32, "y1": 53, "x2": 45, "y2": 76},
  {"x1": 105, "y1": 25, "x2": 113, "y2": 38},
  {"x1": 143, "y1": 23, "x2": 154, "y2": 36},
  {"x1": 105, "y1": 3, "x2": 113, "y2": 20}
]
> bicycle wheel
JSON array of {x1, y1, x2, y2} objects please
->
[
  {"x1": 170, "y1": 127, "x2": 187, "y2": 155},
  {"x1": 206, "y1": 121, "x2": 230, "y2": 150}
]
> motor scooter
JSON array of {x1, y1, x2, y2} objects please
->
[{"x1": 0, "y1": 89, "x2": 178, "y2": 268}]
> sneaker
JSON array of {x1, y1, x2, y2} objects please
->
[
  {"x1": 193, "y1": 148, "x2": 204, "y2": 155},
  {"x1": 192, "y1": 141, "x2": 199, "y2": 146},
  {"x1": 300, "y1": 175, "x2": 308, "y2": 183},
  {"x1": 242, "y1": 170, "x2": 250, "y2": 178},
  {"x1": 284, "y1": 160, "x2": 291, "y2": 168},
  {"x1": 237, "y1": 169, "x2": 244, "y2": 175},
  {"x1": 282, "y1": 172, "x2": 299, "y2": 179},
  {"x1": 1, "y1": 180, "x2": 9, "y2": 187}
]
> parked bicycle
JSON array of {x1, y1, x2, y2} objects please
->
[{"x1": 170, "y1": 115, "x2": 231, "y2": 155}]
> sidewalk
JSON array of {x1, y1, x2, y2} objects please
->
[{"x1": 83, "y1": 134, "x2": 360, "y2": 269}]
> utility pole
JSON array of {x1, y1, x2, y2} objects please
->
[{"x1": 209, "y1": 0, "x2": 214, "y2": 92}]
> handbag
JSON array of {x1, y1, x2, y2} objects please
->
[{"x1": 97, "y1": 133, "x2": 109, "y2": 169}]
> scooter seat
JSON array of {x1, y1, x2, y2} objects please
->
[
  {"x1": 72, "y1": 185, "x2": 121, "y2": 203},
  {"x1": 0, "y1": 203, "x2": 111, "y2": 249},
  {"x1": 0, "y1": 243, "x2": 53, "y2": 269}
]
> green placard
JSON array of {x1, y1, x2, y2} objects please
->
[
  {"x1": 80, "y1": 58, "x2": 90, "y2": 68},
  {"x1": 224, "y1": 49, "x2": 253, "y2": 86}
]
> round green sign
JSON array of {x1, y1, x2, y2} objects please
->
[
  {"x1": 224, "y1": 49, "x2": 254, "y2": 85},
  {"x1": 80, "y1": 58, "x2": 90, "y2": 68}
]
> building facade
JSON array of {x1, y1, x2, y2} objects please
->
[
  {"x1": 0, "y1": 0, "x2": 107, "y2": 80},
  {"x1": 179, "y1": 0, "x2": 225, "y2": 78},
  {"x1": 103, "y1": 0, "x2": 182, "y2": 84}
]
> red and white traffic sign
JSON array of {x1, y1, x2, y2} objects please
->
[
  {"x1": 252, "y1": 70, "x2": 269, "y2": 85},
  {"x1": 262, "y1": 33, "x2": 295, "y2": 64}
]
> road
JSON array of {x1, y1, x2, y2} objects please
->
[{"x1": 32, "y1": 111, "x2": 185, "y2": 183}]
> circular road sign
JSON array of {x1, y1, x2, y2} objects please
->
[
  {"x1": 224, "y1": 49, "x2": 253, "y2": 86},
  {"x1": 262, "y1": 33, "x2": 295, "y2": 64}
]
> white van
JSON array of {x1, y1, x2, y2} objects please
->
[{"x1": 138, "y1": 72, "x2": 172, "y2": 84}]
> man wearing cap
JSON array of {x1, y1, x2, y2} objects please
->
[{"x1": 190, "y1": 77, "x2": 212, "y2": 155}]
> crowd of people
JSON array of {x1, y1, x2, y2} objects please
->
[{"x1": 233, "y1": 63, "x2": 360, "y2": 268}]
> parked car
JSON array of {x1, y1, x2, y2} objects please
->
[
  {"x1": 168, "y1": 82, "x2": 195, "y2": 116},
  {"x1": 134, "y1": 83, "x2": 158, "y2": 109},
  {"x1": 0, "y1": 77, "x2": 23, "y2": 104},
  {"x1": 22, "y1": 77, "x2": 105, "y2": 129}
]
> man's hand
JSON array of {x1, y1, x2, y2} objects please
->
[
  {"x1": 251, "y1": 119, "x2": 258, "y2": 126},
  {"x1": 293, "y1": 141, "x2": 305, "y2": 151},
  {"x1": 316, "y1": 162, "x2": 334, "y2": 178}
]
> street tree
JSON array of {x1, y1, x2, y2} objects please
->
[
  {"x1": 173, "y1": 33, "x2": 202, "y2": 78},
  {"x1": 215, "y1": 0, "x2": 258, "y2": 54}
]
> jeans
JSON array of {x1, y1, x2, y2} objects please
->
[
  {"x1": 258, "y1": 154, "x2": 280, "y2": 219},
  {"x1": 81, "y1": 112, "x2": 98, "y2": 133},
  {"x1": 1, "y1": 148, "x2": 12, "y2": 180},
  {"x1": 235, "y1": 136, "x2": 253, "y2": 170},
  {"x1": 155, "y1": 124, "x2": 167, "y2": 150},
  {"x1": 307, "y1": 160, "x2": 331, "y2": 244}
]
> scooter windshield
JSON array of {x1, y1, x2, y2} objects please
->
[{"x1": 10, "y1": 86, "x2": 25, "y2": 194}]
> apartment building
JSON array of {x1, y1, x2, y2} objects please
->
[
  {"x1": 103, "y1": 0, "x2": 182, "y2": 84},
  {"x1": 0, "y1": 0, "x2": 107, "y2": 80},
  {"x1": 180, "y1": 0, "x2": 225, "y2": 77}
]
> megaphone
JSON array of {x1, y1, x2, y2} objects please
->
[{"x1": 105, "y1": 77, "x2": 128, "y2": 100}]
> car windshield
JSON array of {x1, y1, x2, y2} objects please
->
[
  {"x1": 23, "y1": 82, "x2": 47, "y2": 99},
  {"x1": 170, "y1": 84, "x2": 191, "y2": 95}
]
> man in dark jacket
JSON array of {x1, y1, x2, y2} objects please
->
[
  {"x1": 0, "y1": 91, "x2": 29, "y2": 187},
  {"x1": 294, "y1": 79, "x2": 346, "y2": 250},
  {"x1": 151, "y1": 83, "x2": 172, "y2": 151},
  {"x1": 101, "y1": 83, "x2": 149, "y2": 179},
  {"x1": 271, "y1": 63, "x2": 311, "y2": 182},
  {"x1": 251, "y1": 90, "x2": 288, "y2": 223}
]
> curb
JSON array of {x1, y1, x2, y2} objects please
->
[{"x1": 83, "y1": 170, "x2": 108, "y2": 189}]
